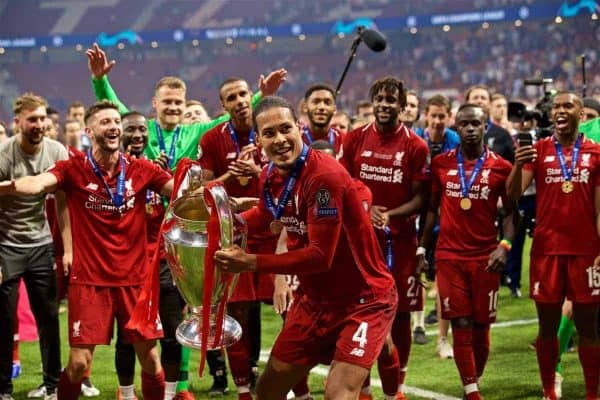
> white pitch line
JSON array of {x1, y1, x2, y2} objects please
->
[
  {"x1": 424, "y1": 317, "x2": 538, "y2": 336},
  {"x1": 259, "y1": 350, "x2": 460, "y2": 400},
  {"x1": 258, "y1": 317, "x2": 539, "y2": 400}
]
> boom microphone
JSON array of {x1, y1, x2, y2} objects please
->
[
  {"x1": 361, "y1": 28, "x2": 387, "y2": 52},
  {"x1": 524, "y1": 78, "x2": 553, "y2": 86}
]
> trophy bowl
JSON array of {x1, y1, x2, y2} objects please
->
[{"x1": 163, "y1": 176, "x2": 244, "y2": 350}]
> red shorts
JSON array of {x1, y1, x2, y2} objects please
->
[
  {"x1": 271, "y1": 289, "x2": 398, "y2": 369},
  {"x1": 386, "y1": 239, "x2": 422, "y2": 312},
  {"x1": 436, "y1": 259, "x2": 500, "y2": 324},
  {"x1": 67, "y1": 284, "x2": 162, "y2": 345},
  {"x1": 230, "y1": 240, "x2": 275, "y2": 302},
  {"x1": 530, "y1": 253, "x2": 600, "y2": 304}
]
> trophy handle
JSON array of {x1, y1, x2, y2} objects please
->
[{"x1": 206, "y1": 185, "x2": 234, "y2": 249}]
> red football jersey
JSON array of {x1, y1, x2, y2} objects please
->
[
  {"x1": 49, "y1": 152, "x2": 172, "y2": 286},
  {"x1": 524, "y1": 136, "x2": 600, "y2": 255},
  {"x1": 340, "y1": 122, "x2": 430, "y2": 238},
  {"x1": 353, "y1": 178, "x2": 373, "y2": 213},
  {"x1": 242, "y1": 149, "x2": 395, "y2": 302},
  {"x1": 145, "y1": 189, "x2": 166, "y2": 259},
  {"x1": 198, "y1": 122, "x2": 265, "y2": 198},
  {"x1": 301, "y1": 125, "x2": 343, "y2": 156},
  {"x1": 432, "y1": 148, "x2": 512, "y2": 261}
]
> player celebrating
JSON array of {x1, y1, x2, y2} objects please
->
[
  {"x1": 0, "y1": 101, "x2": 176, "y2": 400},
  {"x1": 301, "y1": 84, "x2": 343, "y2": 156},
  {"x1": 85, "y1": 43, "x2": 286, "y2": 168},
  {"x1": 199, "y1": 77, "x2": 276, "y2": 400},
  {"x1": 341, "y1": 76, "x2": 430, "y2": 399},
  {"x1": 508, "y1": 91, "x2": 600, "y2": 400},
  {"x1": 214, "y1": 96, "x2": 397, "y2": 400},
  {"x1": 419, "y1": 104, "x2": 515, "y2": 400}
]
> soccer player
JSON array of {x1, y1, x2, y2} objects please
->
[
  {"x1": 329, "y1": 111, "x2": 351, "y2": 135},
  {"x1": 418, "y1": 104, "x2": 515, "y2": 400},
  {"x1": 0, "y1": 93, "x2": 66, "y2": 400},
  {"x1": 301, "y1": 84, "x2": 342, "y2": 156},
  {"x1": 198, "y1": 77, "x2": 276, "y2": 399},
  {"x1": 414, "y1": 94, "x2": 461, "y2": 353},
  {"x1": 214, "y1": 96, "x2": 397, "y2": 400},
  {"x1": 0, "y1": 101, "x2": 177, "y2": 400},
  {"x1": 341, "y1": 76, "x2": 430, "y2": 400},
  {"x1": 85, "y1": 43, "x2": 286, "y2": 169},
  {"x1": 508, "y1": 91, "x2": 600, "y2": 400},
  {"x1": 182, "y1": 101, "x2": 210, "y2": 125},
  {"x1": 465, "y1": 85, "x2": 514, "y2": 163}
]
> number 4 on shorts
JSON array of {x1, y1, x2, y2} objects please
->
[{"x1": 352, "y1": 321, "x2": 369, "y2": 348}]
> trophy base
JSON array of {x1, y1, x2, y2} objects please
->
[{"x1": 175, "y1": 312, "x2": 242, "y2": 350}]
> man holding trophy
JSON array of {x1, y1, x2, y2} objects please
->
[{"x1": 215, "y1": 96, "x2": 398, "y2": 400}]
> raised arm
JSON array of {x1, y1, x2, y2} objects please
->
[
  {"x1": 0, "y1": 173, "x2": 58, "y2": 196},
  {"x1": 507, "y1": 145, "x2": 536, "y2": 202},
  {"x1": 86, "y1": 43, "x2": 129, "y2": 114}
]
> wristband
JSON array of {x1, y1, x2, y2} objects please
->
[
  {"x1": 416, "y1": 246, "x2": 426, "y2": 256},
  {"x1": 499, "y1": 239, "x2": 512, "y2": 252}
]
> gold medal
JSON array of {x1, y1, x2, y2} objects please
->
[
  {"x1": 146, "y1": 203, "x2": 154, "y2": 214},
  {"x1": 561, "y1": 181, "x2": 574, "y2": 194},
  {"x1": 238, "y1": 176, "x2": 250, "y2": 186},
  {"x1": 460, "y1": 198, "x2": 472, "y2": 211},
  {"x1": 270, "y1": 220, "x2": 284, "y2": 234}
]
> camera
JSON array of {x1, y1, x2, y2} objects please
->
[{"x1": 507, "y1": 78, "x2": 555, "y2": 138}]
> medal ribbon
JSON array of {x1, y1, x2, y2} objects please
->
[
  {"x1": 87, "y1": 150, "x2": 126, "y2": 212},
  {"x1": 263, "y1": 145, "x2": 310, "y2": 220},
  {"x1": 456, "y1": 147, "x2": 487, "y2": 199},
  {"x1": 303, "y1": 126, "x2": 334, "y2": 146},
  {"x1": 383, "y1": 226, "x2": 393, "y2": 271},
  {"x1": 155, "y1": 122, "x2": 180, "y2": 168},
  {"x1": 228, "y1": 122, "x2": 256, "y2": 155},
  {"x1": 553, "y1": 134, "x2": 582, "y2": 184}
]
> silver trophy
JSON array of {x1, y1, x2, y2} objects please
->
[{"x1": 163, "y1": 165, "x2": 244, "y2": 349}]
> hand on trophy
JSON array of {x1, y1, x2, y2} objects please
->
[{"x1": 214, "y1": 245, "x2": 257, "y2": 273}]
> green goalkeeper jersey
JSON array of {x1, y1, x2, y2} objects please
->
[
  {"x1": 580, "y1": 117, "x2": 600, "y2": 144},
  {"x1": 91, "y1": 75, "x2": 262, "y2": 171}
]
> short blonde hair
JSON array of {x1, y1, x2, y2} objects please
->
[
  {"x1": 155, "y1": 76, "x2": 186, "y2": 93},
  {"x1": 13, "y1": 92, "x2": 48, "y2": 115}
]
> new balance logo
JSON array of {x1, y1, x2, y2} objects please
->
[
  {"x1": 533, "y1": 282, "x2": 540, "y2": 296},
  {"x1": 592, "y1": 289, "x2": 599, "y2": 296},
  {"x1": 361, "y1": 150, "x2": 372, "y2": 157},
  {"x1": 447, "y1": 169, "x2": 458, "y2": 176},
  {"x1": 350, "y1": 348, "x2": 365, "y2": 357},
  {"x1": 544, "y1": 156, "x2": 556, "y2": 163},
  {"x1": 443, "y1": 297, "x2": 450, "y2": 312},
  {"x1": 226, "y1": 152, "x2": 237, "y2": 159},
  {"x1": 85, "y1": 183, "x2": 99, "y2": 191}
]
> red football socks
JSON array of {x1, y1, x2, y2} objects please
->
[
  {"x1": 57, "y1": 370, "x2": 83, "y2": 400},
  {"x1": 453, "y1": 328, "x2": 479, "y2": 396},
  {"x1": 141, "y1": 369, "x2": 165, "y2": 400},
  {"x1": 472, "y1": 325, "x2": 490, "y2": 378},
  {"x1": 377, "y1": 344, "x2": 399, "y2": 396},
  {"x1": 535, "y1": 336, "x2": 558, "y2": 399},
  {"x1": 292, "y1": 374, "x2": 310, "y2": 397},
  {"x1": 578, "y1": 343, "x2": 600, "y2": 399},
  {"x1": 392, "y1": 313, "x2": 411, "y2": 385}
]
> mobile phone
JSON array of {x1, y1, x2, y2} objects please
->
[{"x1": 517, "y1": 132, "x2": 533, "y2": 147}]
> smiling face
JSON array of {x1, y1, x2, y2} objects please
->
[
  {"x1": 552, "y1": 93, "x2": 582, "y2": 137},
  {"x1": 182, "y1": 104, "x2": 210, "y2": 124},
  {"x1": 86, "y1": 108, "x2": 122, "y2": 153},
  {"x1": 152, "y1": 86, "x2": 186, "y2": 128},
  {"x1": 122, "y1": 114, "x2": 148, "y2": 156},
  {"x1": 372, "y1": 87, "x2": 402, "y2": 128},
  {"x1": 306, "y1": 89, "x2": 336, "y2": 129},
  {"x1": 220, "y1": 80, "x2": 252, "y2": 125},
  {"x1": 15, "y1": 106, "x2": 47, "y2": 147},
  {"x1": 255, "y1": 106, "x2": 304, "y2": 172}
]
